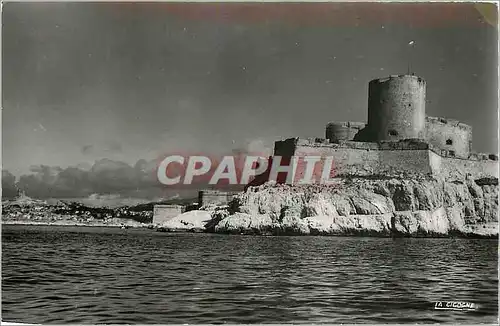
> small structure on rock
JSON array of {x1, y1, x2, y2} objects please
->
[
  {"x1": 153, "y1": 204, "x2": 185, "y2": 225},
  {"x1": 198, "y1": 190, "x2": 239, "y2": 207}
]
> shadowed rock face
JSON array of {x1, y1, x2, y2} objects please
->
[{"x1": 214, "y1": 177, "x2": 498, "y2": 237}]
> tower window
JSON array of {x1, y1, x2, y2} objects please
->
[
  {"x1": 388, "y1": 129, "x2": 398, "y2": 136},
  {"x1": 446, "y1": 139, "x2": 453, "y2": 145}
]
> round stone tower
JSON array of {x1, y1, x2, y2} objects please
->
[
  {"x1": 367, "y1": 75, "x2": 426, "y2": 141},
  {"x1": 325, "y1": 122, "x2": 366, "y2": 143}
]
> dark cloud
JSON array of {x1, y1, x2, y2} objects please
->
[
  {"x1": 105, "y1": 142, "x2": 123, "y2": 153},
  {"x1": 81, "y1": 145, "x2": 94, "y2": 155},
  {"x1": 3, "y1": 138, "x2": 268, "y2": 200},
  {"x1": 5, "y1": 155, "x2": 247, "y2": 199},
  {"x1": 12, "y1": 159, "x2": 160, "y2": 199},
  {"x1": 2, "y1": 170, "x2": 18, "y2": 198}
]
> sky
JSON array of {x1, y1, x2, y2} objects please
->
[{"x1": 1, "y1": 2, "x2": 498, "y2": 198}]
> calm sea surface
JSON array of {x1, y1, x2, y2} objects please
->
[{"x1": 2, "y1": 225, "x2": 498, "y2": 324}]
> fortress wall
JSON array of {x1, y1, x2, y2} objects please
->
[
  {"x1": 198, "y1": 190, "x2": 239, "y2": 207},
  {"x1": 294, "y1": 145, "x2": 380, "y2": 179},
  {"x1": 425, "y1": 117, "x2": 472, "y2": 158},
  {"x1": 378, "y1": 150, "x2": 432, "y2": 176},
  {"x1": 292, "y1": 145, "x2": 431, "y2": 180},
  {"x1": 273, "y1": 138, "x2": 497, "y2": 183},
  {"x1": 379, "y1": 139, "x2": 430, "y2": 150},
  {"x1": 429, "y1": 151, "x2": 499, "y2": 180},
  {"x1": 296, "y1": 138, "x2": 430, "y2": 150}
]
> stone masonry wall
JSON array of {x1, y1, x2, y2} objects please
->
[
  {"x1": 425, "y1": 116, "x2": 472, "y2": 158},
  {"x1": 153, "y1": 205, "x2": 185, "y2": 225},
  {"x1": 429, "y1": 150, "x2": 499, "y2": 180},
  {"x1": 199, "y1": 190, "x2": 239, "y2": 207},
  {"x1": 273, "y1": 138, "x2": 497, "y2": 182},
  {"x1": 293, "y1": 145, "x2": 431, "y2": 179},
  {"x1": 326, "y1": 122, "x2": 366, "y2": 143}
]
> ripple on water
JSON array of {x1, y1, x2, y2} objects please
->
[{"x1": 1, "y1": 225, "x2": 498, "y2": 324}]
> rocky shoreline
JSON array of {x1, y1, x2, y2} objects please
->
[
  {"x1": 2, "y1": 220, "x2": 149, "y2": 228},
  {"x1": 160, "y1": 176, "x2": 498, "y2": 239},
  {"x1": 3, "y1": 176, "x2": 498, "y2": 239},
  {"x1": 1, "y1": 195, "x2": 153, "y2": 228}
]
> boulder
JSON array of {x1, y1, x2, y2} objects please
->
[{"x1": 161, "y1": 210, "x2": 212, "y2": 231}]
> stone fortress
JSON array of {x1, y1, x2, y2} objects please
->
[
  {"x1": 155, "y1": 74, "x2": 498, "y2": 237},
  {"x1": 273, "y1": 74, "x2": 498, "y2": 181}
]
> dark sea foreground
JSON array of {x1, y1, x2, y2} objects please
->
[{"x1": 2, "y1": 225, "x2": 498, "y2": 324}]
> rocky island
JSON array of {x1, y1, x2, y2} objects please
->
[
  {"x1": 3, "y1": 176, "x2": 498, "y2": 238},
  {"x1": 159, "y1": 75, "x2": 499, "y2": 238},
  {"x1": 211, "y1": 177, "x2": 498, "y2": 237},
  {"x1": 4, "y1": 75, "x2": 498, "y2": 239}
]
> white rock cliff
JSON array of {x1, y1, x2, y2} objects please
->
[{"x1": 213, "y1": 177, "x2": 498, "y2": 237}]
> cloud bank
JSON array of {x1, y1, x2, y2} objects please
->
[
  {"x1": 3, "y1": 159, "x2": 162, "y2": 199},
  {"x1": 2, "y1": 140, "x2": 273, "y2": 200}
]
